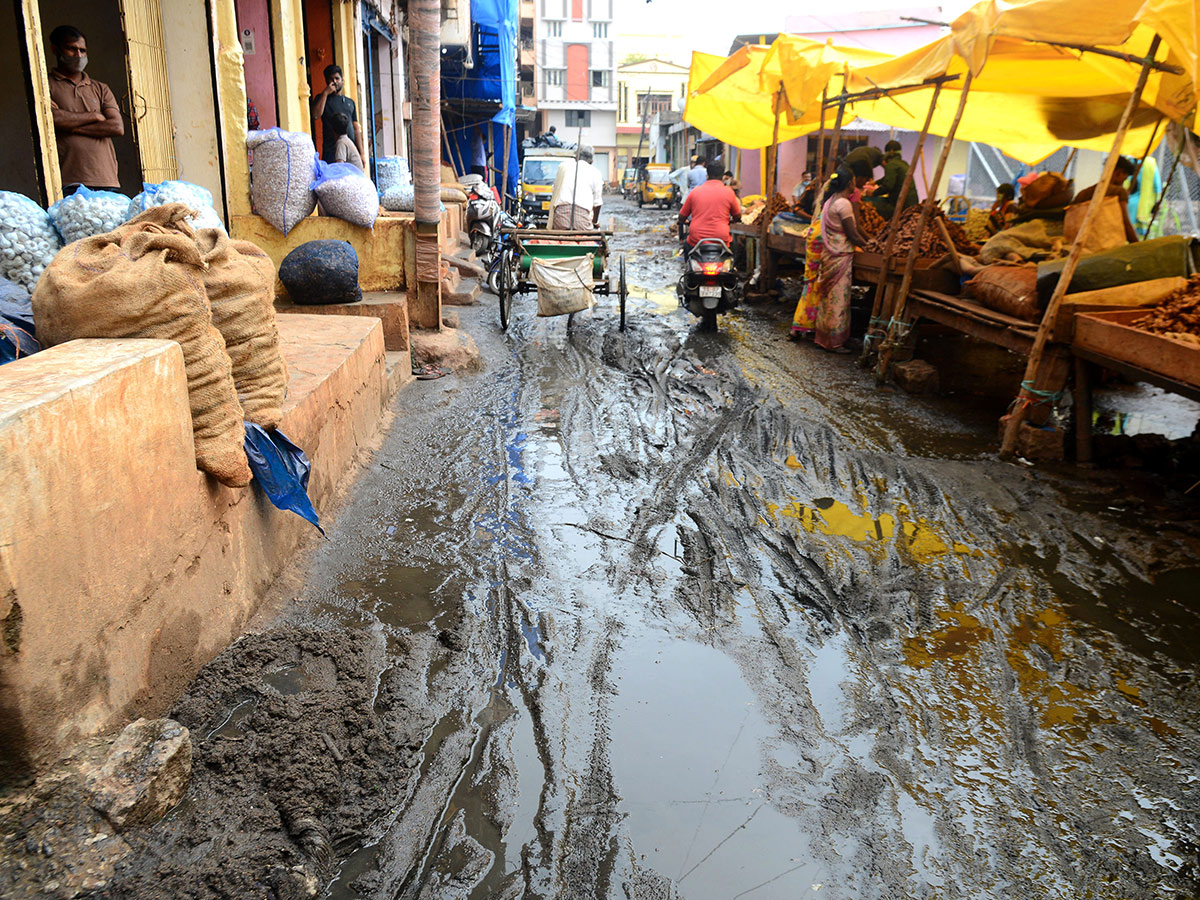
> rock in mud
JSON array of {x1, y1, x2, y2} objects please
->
[
  {"x1": 891, "y1": 358, "x2": 940, "y2": 395},
  {"x1": 87, "y1": 718, "x2": 191, "y2": 830},
  {"x1": 411, "y1": 326, "x2": 484, "y2": 373}
]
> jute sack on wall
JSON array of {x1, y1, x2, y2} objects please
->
[
  {"x1": 32, "y1": 204, "x2": 251, "y2": 486},
  {"x1": 196, "y1": 229, "x2": 289, "y2": 429}
]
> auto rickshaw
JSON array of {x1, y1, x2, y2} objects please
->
[
  {"x1": 637, "y1": 164, "x2": 675, "y2": 208},
  {"x1": 620, "y1": 167, "x2": 638, "y2": 200}
]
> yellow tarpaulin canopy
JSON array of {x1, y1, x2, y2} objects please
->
[{"x1": 686, "y1": 0, "x2": 1197, "y2": 163}]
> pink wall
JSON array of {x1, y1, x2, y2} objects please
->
[
  {"x1": 749, "y1": 130, "x2": 934, "y2": 201},
  {"x1": 236, "y1": 0, "x2": 277, "y2": 129}
]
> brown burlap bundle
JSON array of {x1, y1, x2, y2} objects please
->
[
  {"x1": 31, "y1": 204, "x2": 251, "y2": 487},
  {"x1": 196, "y1": 230, "x2": 288, "y2": 429},
  {"x1": 967, "y1": 264, "x2": 1041, "y2": 322}
]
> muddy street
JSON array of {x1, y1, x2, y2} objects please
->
[{"x1": 106, "y1": 197, "x2": 1198, "y2": 900}]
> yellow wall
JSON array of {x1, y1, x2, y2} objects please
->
[{"x1": 213, "y1": 0, "x2": 252, "y2": 216}]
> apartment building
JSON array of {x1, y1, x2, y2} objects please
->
[
  {"x1": 615, "y1": 58, "x2": 689, "y2": 172},
  {"x1": 535, "y1": 0, "x2": 618, "y2": 180}
]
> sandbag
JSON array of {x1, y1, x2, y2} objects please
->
[
  {"x1": 48, "y1": 186, "x2": 131, "y2": 243},
  {"x1": 32, "y1": 204, "x2": 251, "y2": 486},
  {"x1": 312, "y1": 161, "x2": 379, "y2": 229},
  {"x1": 279, "y1": 240, "x2": 361, "y2": 305},
  {"x1": 441, "y1": 186, "x2": 468, "y2": 204},
  {"x1": 532, "y1": 254, "x2": 594, "y2": 317},
  {"x1": 247, "y1": 128, "x2": 318, "y2": 235},
  {"x1": 1063, "y1": 195, "x2": 1127, "y2": 255},
  {"x1": 375, "y1": 157, "x2": 411, "y2": 194},
  {"x1": 1037, "y1": 235, "x2": 1200, "y2": 304},
  {"x1": 196, "y1": 229, "x2": 289, "y2": 429},
  {"x1": 381, "y1": 184, "x2": 415, "y2": 212},
  {"x1": 966, "y1": 265, "x2": 1041, "y2": 321}
]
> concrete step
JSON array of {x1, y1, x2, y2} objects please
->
[
  {"x1": 276, "y1": 291, "x2": 410, "y2": 352},
  {"x1": 445, "y1": 252, "x2": 487, "y2": 280},
  {"x1": 385, "y1": 349, "x2": 414, "y2": 396},
  {"x1": 442, "y1": 271, "x2": 482, "y2": 306}
]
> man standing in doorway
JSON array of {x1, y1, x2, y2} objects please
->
[
  {"x1": 48, "y1": 25, "x2": 123, "y2": 193},
  {"x1": 685, "y1": 155, "x2": 707, "y2": 199},
  {"x1": 311, "y1": 65, "x2": 365, "y2": 164}
]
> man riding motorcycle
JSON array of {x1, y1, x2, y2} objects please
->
[{"x1": 677, "y1": 160, "x2": 741, "y2": 251}]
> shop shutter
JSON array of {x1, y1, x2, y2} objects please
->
[{"x1": 120, "y1": 0, "x2": 179, "y2": 183}]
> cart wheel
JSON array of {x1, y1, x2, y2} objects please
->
[
  {"x1": 618, "y1": 254, "x2": 627, "y2": 332},
  {"x1": 637, "y1": 197, "x2": 644, "y2": 208},
  {"x1": 498, "y1": 249, "x2": 512, "y2": 331}
]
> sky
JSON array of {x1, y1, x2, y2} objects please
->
[{"x1": 612, "y1": 0, "x2": 977, "y2": 63}]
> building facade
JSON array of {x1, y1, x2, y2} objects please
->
[
  {"x1": 615, "y1": 57, "x2": 689, "y2": 173},
  {"x1": 534, "y1": 0, "x2": 617, "y2": 180}
]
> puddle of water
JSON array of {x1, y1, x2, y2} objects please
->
[
  {"x1": 1092, "y1": 383, "x2": 1200, "y2": 440},
  {"x1": 261, "y1": 664, "x2": 308, "y2": 695},
  {"x1": 609, "y1": 635, "x2": 823, "y2": 899},
  {"x1": 205, "y1": 695, "x2": 257, "y2": 741}
]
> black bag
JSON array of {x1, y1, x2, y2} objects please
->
[{"x1": 278, "y1": 239, "x2": 362, "y2": 305}]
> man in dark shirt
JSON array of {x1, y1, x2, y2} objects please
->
[
  {"x1": 842, "y1": 145, "x2": 883, "y2": 180},
  {"x1": 47, "y1": 25, "x2": 124, "y2": 191},
  {"x1": 867, "y1": 140, "x2": 916, "y2": 219},
  {"x1": 311, "y1": 65, "x2": 364, "y2": 163}
]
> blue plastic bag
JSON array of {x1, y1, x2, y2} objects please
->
[
  {"x1": 311, "y1": 160, "x2": 370, "y2": 189},
  {"x1": 244, "y1": 423, "x2": 323, "y2": 534}
]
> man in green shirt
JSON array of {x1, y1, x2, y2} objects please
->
[{"x1": 867, "y1": 140, "x2": 915, "y2": 220}]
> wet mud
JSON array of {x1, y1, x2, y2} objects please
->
[{"x1": 25, "y1": 198, "x2": 1200, "y2": 899}]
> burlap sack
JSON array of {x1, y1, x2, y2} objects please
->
[
  {"x1": 32, "y1": 204, "x2": 251, "y2": 487},
  {"x1": 967, "y1": 264, "x2": 1041, "y2": 321},
  {"x1": 532, "y1": 254, "x2": 594, "y2": 316},
  {"x1": 1063, "y1": 195, "x2": 1128, "y2": 255},
  {"x1": 195, "y1": 229, "x2": 288, "y2": 429}
]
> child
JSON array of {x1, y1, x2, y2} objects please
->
[
  {"x1": 331, "y1": 112, "x2": 364, "y2": 171},
  {"x1": 987, "y1": 182, "x2": 1015, "y2": 235}
]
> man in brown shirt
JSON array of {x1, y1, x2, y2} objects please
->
[{"x1": 47, "y1": 25, "x2": 124, "y2": 191}]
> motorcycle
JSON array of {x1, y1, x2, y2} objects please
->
[
  {"x1": 677, "y1": 238, "x2": 739, "y2": 330},
  {"x1": 462, "y1": 175, "x2": 503, "y2": 261}
]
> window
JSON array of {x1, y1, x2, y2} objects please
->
[
  {"x1": 591, "y1": 70, "x2": 609, "y2": 88},
  {"x1": 546, "y1": 68, "x2": 565, "y2": 86},
  {"x1": 592, "y1": 22, "x2": 608, "y2": 38},
  {"x1": 546, "y1": 20, "x2": 562, "y2": 36},
  {"x1": 565, "y1": 109, "x2": 591, "y2": 127},
  {"x1": 637, "y1": 92, "x2": 672, "y2": 118}
]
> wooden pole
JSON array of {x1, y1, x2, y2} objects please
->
[
  {"x1": 814, "y1": 88, "x2": 827, "y2": 187},
  {"x1": 1000, "y1": 36, "x2": 1163, "y2": 457},
  {"x1": 823, "y1": 67, "x2": 850, "y2": 183},
  {"x1": 935, "y1": 216, "x2": 963, "y2": 275},
  {"x1": 502, "y1": 122, "x2": 512, "y2": 209},
  {"x1": 1074, "y1": 355, "x2": 1093, "y2": 465},
  {"x1": 862, "y1": 81, "x2": 943, "y2": 364},
  {"x1": 876, "y1": 71, "x2": 974, "y2": 384},
  {"x1": 758, "y1": 88, "x2": 784, "y2": 292}
]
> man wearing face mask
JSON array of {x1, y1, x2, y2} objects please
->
[
  {"x1": 48, "y1": 25, "x2": 124, "y2": 193},
  {"x1": 311, "y1": 64, "x2": 364, "y2": 164}
]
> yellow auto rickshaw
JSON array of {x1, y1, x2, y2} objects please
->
[{"x1": 638, "y1": 164, "x2": 675, "y2": 209}]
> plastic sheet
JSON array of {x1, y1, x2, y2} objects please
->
[{"x1": 244, "y1": 423, "x2": 323, "y2": 534}]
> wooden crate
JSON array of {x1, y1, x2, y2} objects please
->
[
  {"x1": 853, "y1": 252, "x2": 960, "y2": 294},
  {"x1": 1050, "y1": 276, "x2": 1186, "y2": 342},
  {"x1": 1073, "y1": 309, "x2": 1200, "y2": 387}
]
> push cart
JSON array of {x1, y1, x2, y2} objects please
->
[{"x1": 495, "y1": 228, "x2": 627, "y2": 332}]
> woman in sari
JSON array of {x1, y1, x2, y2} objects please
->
[
  {"x1": 814, "y1": 167, "x2": 867, "y2": 353},
  {"x1": 790, "y1": 178, "x2": 830, "y2": 339}
]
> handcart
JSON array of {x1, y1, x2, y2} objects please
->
[{"x1": 495, "y1": 228, "x2": 627, "y2": 332}]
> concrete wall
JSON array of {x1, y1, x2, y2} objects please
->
[
  {"x1": 0, "y1": 315, "x2": 389, "y2": 778},
  {"x1": 163, "y1": 0, "x2": 227, "y2": 215}
]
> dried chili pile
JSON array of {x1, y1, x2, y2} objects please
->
[
  {"x1": 862, "y1": 205, "x2": 979, "y2": 258},
  {"x1": 1132, "y1": 274, "x2": 1200, "y2": 344}
]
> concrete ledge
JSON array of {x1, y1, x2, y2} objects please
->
[
  {"x1": 0, "y1": 315, "x2": 388, "y2": 778},
  {"x1": 277, "y1": 291, "x2": 411, "y2": 351}
]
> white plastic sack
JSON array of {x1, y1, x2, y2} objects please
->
[
  {"x1": 0, "y1": 191, "x2": 63, "y2": 293},
  {"x1": 312, "y1": 161, "x2": 378, "y2": 229},
  {"x1": 532, "y1": 254, "x2": 594, "y2": 317},
  {"x1": 129, "y1": 180, "x2": 226, "y2": 233},
  {"x1": 247, "y1": 128, "x2": 318, "y2": 235},
  {"x1": 376, "y1": 157, "x2": 411, "y2": 194},
  {"x1": 381, "y1": 184, "x2": 415, "y2": 212},
  {"x1": 49, "y1": 186, "x2": 131, "y2": 243}
]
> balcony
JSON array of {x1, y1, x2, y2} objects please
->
[{"x1": 520, "y1": 0, "x2": 534, "y2": 22}]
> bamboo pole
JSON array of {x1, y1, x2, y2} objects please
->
[
  {"x1": 823, "y1": 66, "x2": 850, "y2": 183},
  {"x1": 862, "y1": 81, "x2": 943, "y2": 364},
  {"x1": 1000, "y1": 36, "x2": 1163, "y2": 457},
  {"x1": 935, "y1": 216, "x2": 963, "y2": 276},
  {"x1": 814, "y1": 88, "x2": 827, "y2": 187},
  {"x1": 758, "y1": 88, "x2": 784, "y2": 291},
  {"x1": 876, "y1": 71, "x2": 974, "y2": 385}
]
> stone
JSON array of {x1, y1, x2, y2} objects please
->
[
  {"x1": 892, "y1": 359, "x2": 940, "y2": 395},
  {"x1": 87, "y1": 718, "x2": 192, "y2": 830},
  {"x1": 441, "y1": 310, "x2": 460, "y2": 329},
  {"x1": 410, "y1": 327, "x2": 484, "y2": 374},
  {"x1": 998, "y1": 416, "x2": 1065, "y2": 461}
]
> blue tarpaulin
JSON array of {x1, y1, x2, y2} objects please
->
[
  {"x1": 244, "y1": 423, "x2": 324, "y2": 534},
  {"x1": 441, "y1": 0, "x2": 520, "y2": 203}
]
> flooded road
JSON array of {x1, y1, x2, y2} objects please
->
[{"x1": 107, "y1": 198, "x2": 1199, "y2": 900}]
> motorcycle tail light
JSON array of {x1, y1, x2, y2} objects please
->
[{"x1": 699, "y1": 262, "x2": 723, "y2": 275}]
